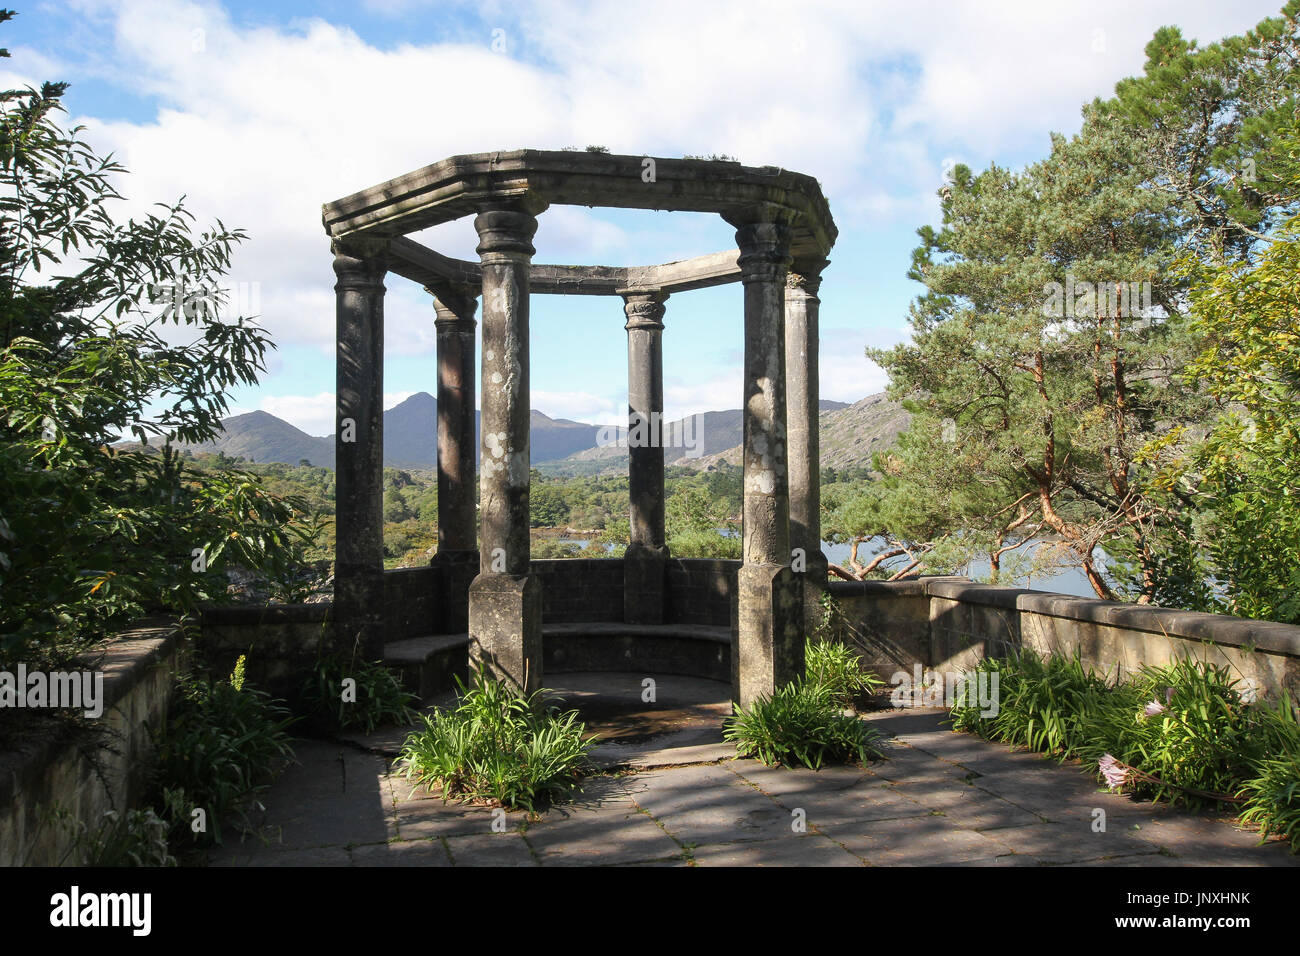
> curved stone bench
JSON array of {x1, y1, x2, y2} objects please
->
[
  {"x1": 384, "y1": 623, "x2": 733, "y2": 698},
  {"x1": 543, "y1": 623, "x2": 732, "y2": 683}
]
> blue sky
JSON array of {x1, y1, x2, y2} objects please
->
[{"x1": 5, "y1": 0, "x2": 1288, "y2": 435}]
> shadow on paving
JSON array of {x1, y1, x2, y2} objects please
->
[{"x1": 204, "y1": 702, "x2": 1299, "y2": 867}]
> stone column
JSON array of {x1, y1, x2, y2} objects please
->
[
  {"x1": 622, "y1": 291, "x2": 669, "y2": 624},
  {"x1": 785, "y1": 258, "x2": 830, "y2": 638},
  {"x1": 468, "y1": 204, "x2": 544, "y2": 693},
  {"x1": 726, "y1": 212, "x2": 802, "y2": 708},
  {"x1": 431, "y1": 284, "x2": 479, "y2": 634},
  {"x1": 333, "y1": 240, "x2": 388, "y2": 661}
]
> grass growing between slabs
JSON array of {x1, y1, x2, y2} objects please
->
[{"x1": 948, "y1": 649, "x2": 1300, "y2": 853}]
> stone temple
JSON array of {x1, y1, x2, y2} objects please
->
[{"x1": 322, "y1": 149, "x2": 836, "y2": 708}]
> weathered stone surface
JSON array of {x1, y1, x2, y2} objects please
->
[
  {"x1": 733, "y1": 562, "x2": 802, "y2": 708},
  {"x1": 430, "y1": 548, "x2": 477, "y2": 636},
  {"x1": 692, "y1": 835, "x2": 863, "y2": 866},
  {"x1": 323, "y1": 150, "x2": 836, "y2": 263},
  {"x1": 785, "y1": 257, "x2": 829, "y2": 643},
  {"x1": 444, "y1": 832, "x2": 538, "y2": 866},
  {"x1": 432, "y1": 288, "x2": 478, "y2": 554},
  {"x1": 333, "y1": 243, "x2": 387, "y2": 660},
  {"x1": 202, "y1": 699, "x2": 1300, "y2": 867},
  {"x1": 887, "y1": 780, "x2": 1042, "y2": 831},
  {"x1": 523, "y1": 778, "x2": 683, "y2": 866},
  {"x1": 819, "y1": 814, "x2": 1018, "y2": 865},
  {"x1": 983, "y1": 821, "x2": 1160, "y2": 864},
  {"x1": 351, "y1": 839, "x2": 455, "y2": 867},
  {"x1": 468, "y1": 572, "x2": 542, "y2": 693},
  {"x1": 469, "y1": 205, "x2": 543, "y2": 693}
]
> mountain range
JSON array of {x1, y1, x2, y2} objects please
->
[{"x1": 172, "y1": 391, "x2": 910, "y2": 472}]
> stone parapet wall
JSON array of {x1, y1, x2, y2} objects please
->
[
  {"x1": 666, "y1": 559, "x2": 737, "y2": 628},
  {"x1": 0, "y1": 619, "x2": 184, "y2": 866},
  {"x1": 531, "y1": 558, "x2": 625, "y2": 623},
  {"x1": 831, "y1": 577, "x2": 1300, "y2": 700},
  {"x1": 198, "y1": 602, "x2": 331, "y2": 708}
]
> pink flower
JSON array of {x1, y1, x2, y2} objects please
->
[
  {"x1": 1144, "y1": 699, "x2": 1166, "y2": 717},
  {"x1": 1098, "y1": 753, "x2": 1128, "y2": 792}
]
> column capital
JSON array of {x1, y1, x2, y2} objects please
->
[
  {"x1": 729, "y1": 218, "x2": 793, "y2": 285},
  {"x1": 622, "y1": 290, "x2": 668, "y2": 331},
  {"x1": 474, "y1": 204, "x2": 543, "y2": 259},
  {"x1": 786, "y1": 256, "x2": 829, "y2": 298},
  {"x1": 431, "y1": 284, "x2": 479, "y2": 327},
  {"x1": 332, "y1": 239, "x2": 388, "y2": 292}
]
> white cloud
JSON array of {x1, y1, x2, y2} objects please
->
[
  {"x1": 531, "y1": 389, "x2": 622, "y2": 425},
  {"x1": 258, "y1": 392, "x2": 334, "y2": 436},
  {"x1": 22, "y1": 0, "x2": 1284, "y2": 425}
]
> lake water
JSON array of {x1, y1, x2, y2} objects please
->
[
  {"x1": 819, "y1": 537, "x2": 1099, "y2": 598},
  {"x1": 548, "y1": 533, "x2": 1101, "y2": 599}
]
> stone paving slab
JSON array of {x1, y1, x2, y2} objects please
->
[
  {"x1": 691, "y1": 834, "x2": 863, "y2": 866},
  {"x1": 888, "y1": 779, "x2": 1043, "y2": 831},
  {"x1": 443, "y1": 832, "x2": 538, "y2": 866},
  {"x1": 351, "y1": 839, "x2": 453, "y2": 867},
  {"x1": 203, "y1": 708, "x2": 1300, "y2": 867},
  {"x1": 819, "y1": 814, "x2": 1019, "y2": 865},
  {"x1": 520, "y1": 775, "x2": 685, "y2": 866},
  {"x1": 981, "y1": 820, "x2": 1158, "y2": 864}
]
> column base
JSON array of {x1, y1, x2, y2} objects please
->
[
  {"x1": 733, "y1": 562, "x2": 804, "y2": 709},
  {"x1": 623, "y1": 542, "x2": 669, "y2": 625},
  {"x1": 431, "y1": 548, "x2": 478, "y2": 634},
  {"x1": 468, "y1": 571, "x2": 542, "y2": 694}
]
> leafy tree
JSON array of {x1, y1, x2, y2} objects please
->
[
  {"x1": 1141, "y1": 140, "x2": 1300, "y2": 622},
  {"x1": 870, "y1": 7, "x2": 1300, "y2": 602},
  {"x1": 0, "y1": 36, "x2": 310, "y2": 665}
]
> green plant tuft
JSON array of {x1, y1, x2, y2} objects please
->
[
  {"x1": 395, "y1": 667, "x2": 592, "y2": 812},
  {"x1": 724, "y1": 679, "x2": 883, "y2": 769},
  {"x1": 301, "y1": 652, "x2": 419, "y2": 734},
  {"x1": 150, "y1": 656, "x2": 297, "y2": 847},
  {"x1": 805, "y1": 637, "x2": 884, "y2": 708}
]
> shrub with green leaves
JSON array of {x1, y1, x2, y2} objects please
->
[
  {"x1": 949, "y1": 649, "x2": 1300, "y2": 851},
  {"x1": 76, "y1": 808, "x2": 177, "y2": 867},
  {"x1": 724, "y1": 680, "x2": 883, "y2": 770},
  {"x1": 150, "y1": 655, "x2": 296, "y2": 847},
  {"x1": 395, "y1": 668, "x2": 592, "y2": 812},
  {"x1": 1239, "y1": 754, "x2": 1300, "y2": 853},
  {"x1": 948, "y1": 650, "x2": 1114, "y2": 755},
  {"x1": 805, "y1": 638, "x2": 884, "y2": 708},
  {"x1": 301, "y1": 653, "x2": 418, "y2": 734},
  {"x1": 1073, "y1": 658, "x2": 1271, "y2": 804},
  {"x1": 0, "y1": 26, "x2": 315, "y2": 670}
]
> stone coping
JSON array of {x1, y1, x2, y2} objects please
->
[
  {"x1": 851, "y1": 577, "x2": 1300, "y2": 658},
  {"x1": 1014, "y1": 591, "x2": 1300, "y2": 655},
  {"x1": 200, "y1": 602, "x2": 330, "y2": 625},
  {"x1": 828, "y1": 575, "x2": 969, "y2": 599},
  {"x1": 543, "y1": 622, "x2": 732, "y2": 644}
]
